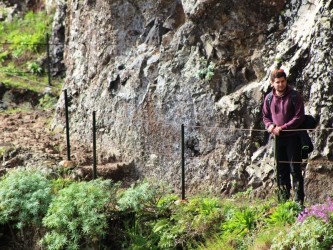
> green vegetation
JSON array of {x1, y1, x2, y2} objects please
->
[
  {"x1": 271, "y1": 217, "x2": 333, "y2": 249},
  {"x1": 38, "y1": 93, "x2": 59, "y2": 110},
  {"x1": 0, "y1": 11, "x2": 50, "y2": 55},
  {"x1": 0, "y1": 10, "x2": 62, "y2": 113},
  {"x1": 0, "y1": 169, "x2": 52, "y2": 247},
  {"x1": 41, "y1": 179, "x2": 117, "y2": 250},
  {"x1": 0, "y1": 169, "x2": 52, "y2": 229},
  {"x1": 0, "y1": 169, "x2": 333, "y2": 249},
  {"x1": 274, "y1": 57, "x2": 283, "y2": 69},
  {"x1": 196, "y1": 57, "x2": 215, "y2": 81}
]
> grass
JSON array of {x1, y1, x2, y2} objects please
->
[
  {"x1": 249, "y1": 225, "x2": 289, "y2": 250},
  {"x1": 0, "y1": 9, "x2": 63, "y2": 113},
  {"x1": 0, "y1": 11, "x2": 51, "y2": 52},
  {"x1": 0, "y1": 73, "x2": 62, "y2": 94}
]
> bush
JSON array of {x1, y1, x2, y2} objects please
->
[
  {"x1": 266, "y1": 201, "x2": 302, "y2": 226},
  {"x1": 270, "y1": 199, "x2": 333, "y2": 250},
  {"x1": 27, "y1": 61, "x2": 44, "y2": 75},
  {"x1": 117, "y1": 181, "x2": 162, "y2": 212},
  {"x1": 0, "y1": 169, "x2": 52, "y2": 229},
  {"x1": 222, "y1": 206, "x2": 259, "y2": 236},
  {"x1": 41, "y1": 179, "x2": 114, "y2": 250},
  {"x1": 271, "y1": 217, "x2": 333, "y2": 249},
  {"x1": 117, "y1": 180, "x2": 175, "y2": 249},
  {"x1": 6, "y1": 11, "x2": 51, "y2": 55},
  {"x1": 38, "y1": 94, "x2": 58, "y2": 110},
  {"x1": 153, "y1": 196, "x2": 224, "y2": 249}
]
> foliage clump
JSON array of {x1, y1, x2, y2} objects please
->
[
  {"x1": 266, "y1": 200, "x2": 301, "y2": 226},
  {"x1": 196, "y1": 57, "x2": 215, "y2": 81},
  {"x1": 271, "y1": 217, "x2": 333, "y2": 250},
  {"x1": 0, "y1": 9, "x2": 62, "y2": 109},
  {"x1": 271, "y1": 198, "x2": 333, "y2": 249},
  {"x1": 41, "y1": 179, "x2": 115, "y2": 250},
  {"x1": 153, "y1": 196, "x2": 224, "y2": 249},
  {"x1": 297, "y1": 197, "x2": 333, "y2": 223},
  {"x1": 117, "y1": 181, "x2": 162, "y2": 212},
  {"x1": 117, "y1": 181, "x2": 225, "y2": 249},
  {"x1": 1, "y1": 171, "x2": 333, "y2": 249},
  {"x1": 0, "y1": 11, "x2": 52, "y2": 58},
  {"x1": 0, "y1": 169, "x2": 52, "y2": 229}
]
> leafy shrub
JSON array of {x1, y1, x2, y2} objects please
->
[
  {"x1": 6, "y1": 11, "x2": 51, "y2": 54},
  {"x1": 183, "y1": 197, "x2": 223, "y2": 230},
  {"x1": 153, "y1": 197, "x2": 224, "y2": 249},
  {"x1": 0, "y1": 50, "x2": 9, "y2": 64},
  {"x1": 41, "y1": 179, "x2": 114, "y2": 250},
  {"x1": 208, "y1": 200, "x2": 275, "y2": 250},
  {"x1": 117, "y1": 181, "x2": 162, "y2": 212},
  {"x1": 222, "y1": 206, "x2": 260, "y2": 236},
  {"x1": 27, "y1": 61, "x2": 44, "y2": 75},
  {"x1": 117, "y1": 182, "x2": 225, "y2": 249},
  {"x1": 248, "y1": 225, "x2": 288, "y2": 250},
  {"x1": 50, "y1": 178, "x2": 75, "y2": 195},
  {"x1": 117, "y1": 181, "x2": 174, "y2": 249},
  {"x1": 0, "y1": 10, "x2": 54, "y2": 93},
  {"x1": 266, "y1": 201, "x2": 302, "y2": 225},
  {"x1": 197, "y1": 234, "x2": 235, "y2": 250},
  {"x1": 38, "y1": 94, "x2": 58, "y2": 110},
  {"x1": 271, "y1": 217, "x2": 333, "y2": 249},
  {"x1": 269, "y1": 198, "x2": 333, "y2": 249},
  {"x1": 0, "y1": 169, "x2": 52, "y2": 229},
  {"x1": 156, "y1": 193, "x2": 179, "y2": 215}
]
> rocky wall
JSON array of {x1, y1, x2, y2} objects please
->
[{"x1": 53, "y1": 0, "x2": 333, "y2": 202}]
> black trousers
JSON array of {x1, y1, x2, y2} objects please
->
[{"x1": 277, "y1": 135, "x2": 304, "y2": 203}]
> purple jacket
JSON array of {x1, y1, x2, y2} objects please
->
[{"x1": 262, "y1": 86, "x2": 305, "y2": 136}]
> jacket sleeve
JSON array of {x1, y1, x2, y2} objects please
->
[
  {"x1": 262, "y1": 95, "x2": 274, "y2": 129},
  {"x1": 280, "y1": 93, "x2": 305, "y2": 130}
]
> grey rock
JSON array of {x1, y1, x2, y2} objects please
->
[{"x1": 50, "y1": 0, "x2": 333, "y2": 202}]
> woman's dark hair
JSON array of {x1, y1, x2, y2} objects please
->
[{"x1": 270, "y1": 69, "x2": 287, "y2": 82}]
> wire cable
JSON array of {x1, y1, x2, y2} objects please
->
[
  {"x1": 1, "y1": 71, "x2": 48, "y2": 85},
  {"x1": 0, "y1": 42, "x2": 64, "y2": 46}
]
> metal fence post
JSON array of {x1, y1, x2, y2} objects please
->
[
  {"x1": 181, "y1": 124, "x2": 185, "y2": 200},
  {"x1": 274, "y1": 136, "x2": 281, "y2": 201},
  {"x1": 93, "y1": 111, "x2": 97, "y2": 179},
  {"x1": 64, "y1": 89, "x2": 71, "y2": 161},
  {"x1": 46, "y1": 33, "x2": 51, "y2": 86}
]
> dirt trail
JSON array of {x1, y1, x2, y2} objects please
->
[
  {"x1": 0, "y1": 111, "x2": 61, "y2": 152},
  {"x1": 0, "y1": 110, "x2": 66, "y2": 168},
  {"x1": 0, "y1": 110, "x2": 137, "y2": 183}
]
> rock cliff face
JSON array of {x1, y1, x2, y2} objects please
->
[{"x1": 52, "y1": 0, "x2": 333, "y2": 202}]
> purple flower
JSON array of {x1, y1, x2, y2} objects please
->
[{"x1": 297, "y1": 197, "x2": 333, "y2": 223}]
